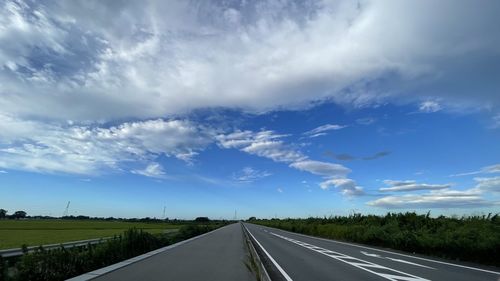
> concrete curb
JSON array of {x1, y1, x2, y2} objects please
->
[{"x1": 241, "y1": 223, "x2": 271, "y2": 281}]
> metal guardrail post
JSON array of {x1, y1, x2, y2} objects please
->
[{"x1": 0, "y1": 237, "x2": 111, "y2": 258}]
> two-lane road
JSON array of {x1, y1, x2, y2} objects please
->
[{"x1": 244, "y1": 223, "x2": 500, "y2": 281}]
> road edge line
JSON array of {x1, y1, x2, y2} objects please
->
[
  {"x1": 243, "y1": 224, "x2": 294, "y2": 281},
  {"x1": 66, "y1": 223, "x2": 233, "y2": 281}
]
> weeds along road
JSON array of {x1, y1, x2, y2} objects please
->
[
  {"x1": 244, "y1": 223, "x2": 500, "y2": 281},
  {"x1": 91, "y1": 223, "x2": 254, "y2": 281}
]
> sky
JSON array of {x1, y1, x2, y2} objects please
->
[{"x1": 0, "y1": 0, "x2": 499, "y2": 219}]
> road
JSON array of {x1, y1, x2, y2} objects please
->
[
  {"x1": 93, "y1": 223, "x2": 254, "y2": 281},
  {"x1": 244, "y1": 223, "x2": 500, "y2": 281}
]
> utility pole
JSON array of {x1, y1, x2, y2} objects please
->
[{"x1": 63, "y1": 201, "x2": 70, "y2": 217}]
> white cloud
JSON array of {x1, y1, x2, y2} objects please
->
[
  {"x1": 450, "y1": 163, "x2": 500, "y2": 177},
  {"x1": 418, "y1": 101, "x2": 441, "y2": 113},
  {"x1": 367, "y1": 188, "x2": 495, "y2": 208},
  {"x1": 132, "y1": 162, "x2": 166, "y2": 178},
  {"x1": 319, "y1": 178, "x2": 364, "y2": 196},
  {"x1": 217, "y1": 130, "x2": 359, "y2": 195},
  {"x1": 307, "y1": 133, "x2": 328, "y2": 138},
  {"x1": 492, "y1": 114, "x2": 500, "y2": 128},
  {"x1": 474, "y1": 176, "x2": 500, "y2": 193},
  {"x1": 0, "y1": 115, "x2": 212, "y2": 175},
  {"x1": 233, "y1": 167, "x2": 271, "y2": 183},
  {"x1": 277, "y1": 188, "x2": 283, "y2": 193},
  {"x1": 380, "y1": 180, "x2": 451, "y2": 192},
  {"x1": 242, "y1": 141, "x2": 304, "y2": 163},
  {"x1": 290, "y1": 160, "x2": 350, "y2": 177},
  {"x1": 0, "y1": 170, "x2": 7, "y2": 174},
  {"x1": 477, "y1": 164, "x2": 500, "y2": 174},
  {"x1": 1, "y1": 1, "x2": 499, "y2": 122},
  {"x1": 217, "y1": 130, "x2": 305, "y2": 163},
  {"x1": 290, "y1": 160, "x2": 363, "y2": 196},
  {"x1": 369, "y1": 176, "x2": 500, "y2": 208},
  {"x1": 303, "y1": 124, "x2": 346, "y2": 137}
]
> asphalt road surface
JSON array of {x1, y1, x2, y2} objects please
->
[
  {"x1": 93, "y1": 223, "x2": 254, "y2": 281},
  {"x1": 244, "y1": 223, "x2": 500, "y2": 281}
]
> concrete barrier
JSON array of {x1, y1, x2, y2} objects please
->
[{"x1": 241, "y1": 223, "x2": 271, "y2": 281}]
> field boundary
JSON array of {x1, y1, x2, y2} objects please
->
[{"x1": 66, "y1": 223, "x2": 232, "y2": 281}]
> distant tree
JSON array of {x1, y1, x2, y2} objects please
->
[
  {"x1": 12, "y1": 210, "x2": 27, "y2": 219},
  {"x1": 0, "y1": 209, "x2": 7, "y2": 219},
  {"x1": 74, "y1": 215, "x2": 90, "y2": 220},
  {"x1": 248, "y1": 216, "x2": 257, "y2": 221},
  {"x1": 194, "y1": 217, "x2": 210, "y2": 222}
]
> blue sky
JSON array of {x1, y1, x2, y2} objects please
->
[{"x1": 0, "y1": 0, "x2": 499, "y2": 219}]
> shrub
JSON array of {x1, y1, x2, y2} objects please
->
[{"x1": 3, "y1": 224, "x2": 221, "y2": 281}]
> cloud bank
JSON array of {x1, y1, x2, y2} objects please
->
[
  {"x1": 0, "y1": 115, "x2": 212, "y2": 175},
  {"x1": 217, "y1": 129, "x2": 362, "y2": 195},
  {"x1": 369, "y1": 175, "x2": 500, "y2": 209},
  {"x1": 367, "y1": 188, "x2": 495, "y2": 209},
  {"x1": 1, "y1": 0, "x2": 499, "y2": 204},
  {"x1": 380, "y1": 180, "x2": 451, "y2": 192},
  {"x1": 1, "y1": 0, "x2": 500, "y2": 122}
]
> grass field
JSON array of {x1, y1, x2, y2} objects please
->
[{"x1": 0, "y1": 219, "x2": 181, "y2": 249}]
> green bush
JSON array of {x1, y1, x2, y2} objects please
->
[
  {"x1": 3, "y1": 224, "x2": 221, "y2": 281},
  {"x1": 0, "y1": 257, "x2": 6, "y2": 281}
]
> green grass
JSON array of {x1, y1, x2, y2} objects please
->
[{"x1": 0, "y1": 219, "x2": 181, "y2": 249}]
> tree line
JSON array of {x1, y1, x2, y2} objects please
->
[
  {"x1": 0, "y1": 209, "x2": 26, "y2": 220},
  {"x1": 0, "y1": 209, "x2": 223, "y2": 223}
]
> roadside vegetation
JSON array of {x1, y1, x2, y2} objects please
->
[
  {"x1": 0, "y1": 223, "x2": 226, "y2": 281},
  {"x1": 250, "y1": 212, "x2": 500, "y2": 267}
]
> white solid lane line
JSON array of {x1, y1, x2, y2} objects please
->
[
  {"x1": 271, "y1": 232, "x2": 430, "y2": 281},
  {"x1": 244, "y1": 226, "x2": 294, "y2": 281},
  {"x1": 269, "y1": 227, "x2": 500, "y2": 276}
]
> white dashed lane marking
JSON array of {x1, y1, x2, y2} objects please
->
[
  {"x1": 271, "y1": 232, "x2": 431, "y2": 281},
  {"x1": 360, "y1": 251, "x2": 436, "y2": 270}
]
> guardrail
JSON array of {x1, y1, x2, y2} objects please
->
[
  {"x1": 241, "y1": 223, "x2": 271, "y2": 281},
  {"x1": 0, "y1": 237, "x2": 111, "y2": 258}
]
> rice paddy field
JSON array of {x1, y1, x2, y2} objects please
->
[{"x1": 0, "y1": 219, "x2": 181, "y2": 249}]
